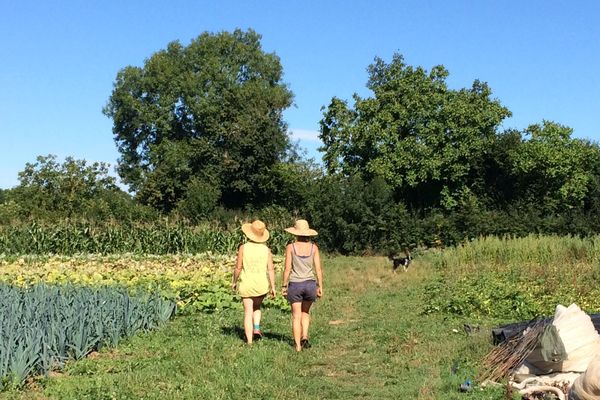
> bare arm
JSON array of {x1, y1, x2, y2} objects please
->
[
  {"x1": 314, "y1": 244, "x2": 323, "y2": 297},
  {"x1": 281, "y1": 244, "x2": 293, "y2": 296},
  {"x1": 232, "y1": 244, "x2": 244, "y2": 290},
  {"x1": 267, "y1": 249, "x2": 276, "y2": 297}
]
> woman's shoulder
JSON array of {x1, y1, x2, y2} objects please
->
[{"x1": 311, "y1": 242, "x2": 319, "y2": 253}]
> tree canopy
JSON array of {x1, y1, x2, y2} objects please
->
[
  {"x1": 508, "y1": 121, "x2": 596, "y2": 211},
  {"x1": 8, "y1": 155, "x2": 116, "y2": 219},
  {"x1": 319, "y1": 53, "x2": 511, "y2": 207},
  {"x1": 103, "y1": 29, "x2": 294, "y2": 211}
]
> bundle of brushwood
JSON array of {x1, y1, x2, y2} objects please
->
[{"x1": 479, "y1": 319, "x2": 549, "y2": 383}]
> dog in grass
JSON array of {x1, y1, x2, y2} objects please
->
[{"x1": 388, "y1": 249, "x2": 412, "y2": 273}]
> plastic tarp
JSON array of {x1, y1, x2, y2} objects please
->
[{"x1": 508, "y1": 304, "x2": 600, "y2": 397}]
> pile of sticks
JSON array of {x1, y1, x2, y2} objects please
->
[{"x1": 479, "y1": 319, "x2": 549, "y2": 383}]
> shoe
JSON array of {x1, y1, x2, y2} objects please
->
[
  {"x1": 300, "y1": 337, "x2": 310, "y2": 349},
  {"x1": 253, "y1": 330, "x2": 263, "y2": 340}
]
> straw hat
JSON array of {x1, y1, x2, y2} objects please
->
[
  {"x1": 241, "y1": 220, "x2": 270, "y2": 243},
  {"x1": 284, "y1": 219, "x2": 318, "y2": 237}
]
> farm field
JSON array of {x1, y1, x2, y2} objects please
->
[
  {"x1": 2, "y1": 235, "x2": 600, "y2": 399},
  {"x1": 0, "y1": 256, "x2": 493, "y2": 399},
  {"x1": 4, "y1": 9, "x2": 600, "y2": 399}
]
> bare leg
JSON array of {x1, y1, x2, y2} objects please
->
[
  {"x1": 242, "y1": 297, "x2": 254, "y2": 344},
  {"x1": 291, "y1": 302, "x2": 303, "y2": 351},
  {"x1": 301, "y1": 300, "x2": 313, "y2": 340},
  {"x1": 252, "y1": 295, "x2": 265, "y2": 334},
  {"x1": 253, "y1": 308, "x2": 262, "y2": 327}
]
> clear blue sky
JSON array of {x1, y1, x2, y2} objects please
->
[{"x1": 1, "y1": 0, "x2": 599, "y2": 189}]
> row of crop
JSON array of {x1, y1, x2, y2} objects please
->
[
  {"x1": 0, "y1": 283, "x2": 175, "y2": 390},
  {"x1": 0, "y1": 223, "x2": 291, "y2": 255},
  {"x1": 0, "y1": 253, "x2": 290, "y2": 313}
]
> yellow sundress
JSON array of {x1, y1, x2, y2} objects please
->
[{"x1": 238, "y1": 242, "x2": 269, "y2": 297}]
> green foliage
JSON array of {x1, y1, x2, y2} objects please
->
[
  {"x1": 0, "y1": 200, "x2": 21, "y2": 225},
  {"x1": 262, "y1": 158, "x2": 323, "y2": 212},
  {"x1": 12, "y1": 155, "x2": 116, "y2": 218},
  {"x1": 305, "y1": 175, "x2": 421, "y2": 254},
  {"x1": 103, "y1": 29, "x2": 294, "y2": 210},
  {"x1": 7, "y1": 256, "x2": 507, "y2": 400},
  {"x1": 422, "y1": 235, "x2": 600, "y2": 320},
  {"x1": 0, "y1": 283, "x2": 175, "y2": 390},
  {"x1": 423, "y1": 272, "x2": 549, "y2": 320},
  {"x1": 174, "y1": 177, "x2": 221, "y2": 223},
  {"x1": 0, "y1": 221, "x2": 291, "y2": 256},
  {"x1": 314, "y1": 53, "x2": 600, "y2": 252},
  {"x1": 4, "y1": 52, "x2": 600, "y2": 256},
  {"x1": 2, "y1": 155, "x2": 156, "y2": 223},
  {"x1": 508, "y1": 121, "x2": 597, "y2": 212},
  {"x1": 319, "y1": 53, "x2": 511, "y2": 208}
]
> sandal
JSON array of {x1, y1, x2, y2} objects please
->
[
  {"x1": 300, "y1": 337, "x2": 311, "y2": 349},
  {"x1": 253, "y1": 330, "x2": 263, "y2": 340}
]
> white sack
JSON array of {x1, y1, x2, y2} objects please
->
[{"x1": 570, "y1": 355, "x2": 600, "y2": 400}]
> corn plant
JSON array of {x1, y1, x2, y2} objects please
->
[{"x1": 0, "y1": 222, "x2": 290, "y2": 255}]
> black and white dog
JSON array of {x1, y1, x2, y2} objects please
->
[{"x1": 388, "y1": 250, "x2": 412, "y2": 273}]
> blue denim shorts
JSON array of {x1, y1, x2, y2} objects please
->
[{"x1": 287, "y1": 280, "x2": 317, "y2": 303}]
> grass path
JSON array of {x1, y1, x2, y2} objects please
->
[{"x1": 1, "y1": 256, "x2": 507, "y2": 399}]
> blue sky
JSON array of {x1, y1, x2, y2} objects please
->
[{"x1": 1, "y1": 1, "x2": 599, "y2": 189}]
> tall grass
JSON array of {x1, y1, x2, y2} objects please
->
[
  {"x1": 424, "y1": 234, "x2": 600, "y2": 273},
  {"x1": 421, "y1": 235, "x2": 600, "y2": 320}
]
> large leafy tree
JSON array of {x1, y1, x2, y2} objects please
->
[
  {"x1": 507, "y1": 121, "x2": 597, "y2": 212},
  {"x1": 10, "y1": 155, "x2": 115, "y2": 218},
  {"x1": 7, "y1": 155, "x2": 156, "y2": 222},
  {"x1": 104, "y1": 29, "x2": 293, "y2": 211},
  {"x1": 319, "y1": 54, "x2": 511, "y2": 208}
]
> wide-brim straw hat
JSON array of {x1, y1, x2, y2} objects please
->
[
  {"x1": 284, "y1": 219, "x2": 318, "y2": 237},
  {"x1": 241, "y1": 220, "x2": 270, "y2": 243}
]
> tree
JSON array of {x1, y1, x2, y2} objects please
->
[
  {"x1": 508, "y1": 121, "x2": 596, "y2": 212},
  {"x1": 11, "y1": 155, "x2": 119, "y2": 219},
  {"x1": 103, "y1": 29, "x2": 294, "y2": 211},
  {"x1": 479, "y1": 129, "x2": 523, "y2": 207},
  {"x1": 319, "y1": 53, "x2": 511, "y2": 208},
  {"x1": 303, "y1": 175, "x2": 420, "y2": 254},
  {"x1": 7, "y1": 155, "x2": 157, "y2": 222}
]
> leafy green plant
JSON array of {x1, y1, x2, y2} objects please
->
[
  {"x1": 422, "y1": 235, "x2": 600, "y2": 320},
  {"x1": 0, "y1": 283, "x2": 176, "y2": 390}
]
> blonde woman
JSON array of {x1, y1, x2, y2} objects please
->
[
  {"x1": 232, "y1": 220, "x2": 276, "y2": 344},
  {"x1": 281, "y1": 219, "x2": 323, "y2": 352}
]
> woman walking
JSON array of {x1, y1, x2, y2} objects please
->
[
  {"x1": 232, "y1": 220, "x2": 276, "y2": 344},
  {"x1": 281, "y1": 219, "x2": 323, "y2": 352}
]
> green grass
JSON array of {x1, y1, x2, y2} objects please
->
[{"x1": 1, "y1": 255, "x2": 513, "y2": 399}]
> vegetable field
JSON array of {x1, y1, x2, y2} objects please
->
[
  {"x1": 0, "y1": 253, "x2": 288, "y2": 390},
  {"x1": 0, "y1": 284, "x2": 174, "y2": 389},
  {"x1": 2, "y1": 235, "x2": 600, "y2": 398},
  {"x1": 0, "y1": 254, "x2": 288, "y2": 313}
]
